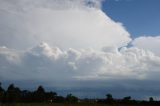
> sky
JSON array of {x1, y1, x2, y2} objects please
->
[
  {"x1": 102, "y1": 0, "x2": 160, "y2": 38},
  {"x1": 0, "y1": 0, "x2": 160, "y2": 100}
]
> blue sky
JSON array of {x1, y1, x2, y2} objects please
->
[{"x1": 102, "y1": 0, "x2": 160, "y2": 38}]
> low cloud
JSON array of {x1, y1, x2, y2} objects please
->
[
  {"x1": 0, "y1": 43, "x2": 160, "y2": 98},
  {"x1": 132, "y1": 36, "x2": 160, "y2": 56}
]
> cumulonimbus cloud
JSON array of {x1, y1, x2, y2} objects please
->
[
  {"x1": 0, "y1": 0, "x2": 160, "y2": 99},
  {"x1": 0, "y1": 0, "x2": 131, "y2": 50}
]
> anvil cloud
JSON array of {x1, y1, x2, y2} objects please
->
[{"x1": 0, "y1": 0, "x2": 131, "y2": 50}]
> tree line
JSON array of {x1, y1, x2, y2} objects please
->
[
  {"x1": 0, "y1": 82, "x2": 78, "y2": 103},
  {"x1": 0, "y1": 82, "x2": 160, "y2": 105}
]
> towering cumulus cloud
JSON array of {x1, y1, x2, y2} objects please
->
[{"x1": 0, "y1": 0, "x2": 160, "y2": 99}]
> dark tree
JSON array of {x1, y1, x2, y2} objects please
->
[
  {"x1": 54, "y1": 96, "x2": 65, "y2": 103},
  {"x1": 66, "y1": 94, "x2": 78, "y2": 103},
  {"x1": 123, "y1": 96, "x2": 131, "y2": 101},
  {"x1": 0, "y1": 82, "x2": 5, "y2": 103},
  {"x1": 45, "y1": 91, "x2": 57, "y2": 102},
  {"x1": 106, "y1": 93, "x2": 114, "y2": 104},
  {"x1": 6, "y1": 84, "x2": 21, "y2": 103},
  {"x1": 149, "y1": 97, "x2": 154, "y2": 102},
  {"x1": 33, "y1": 85, "x2": 46, "y2": 102},
  {"x1": 21, "y1": 90, "x2": 33, "y2": 103},
  {"x1": 122, "y1": 96, "x2": 131, "y2": 104}
]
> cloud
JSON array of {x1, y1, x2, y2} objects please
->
[
  {"x1": 132, "y1": 36, "x2": 160, "y2": 56},
  {"x1": 0, "y1": 0, "x2": 160, "y2": 99},
  {"x1": 0, "y1": 42, "x2": 160, "y2": 98},
  {"x1": 0, "y1": 0, "x2": 131, "y2": 50}
]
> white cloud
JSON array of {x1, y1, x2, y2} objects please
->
[
  {"x1": 132, "y1": 36, "x2": 160, "y2": 56},
  {"x1": 0, "y1": 42, "x2": 160, "y2": 98},
  {"x1": 0, "y1": 42, "x2": 160, "y2": 82},
  {"x1": 0, "y1": 0, "x2": 131, "y2": 50},
  {"x1": 0, "y1": 0, "x2": 160, "y2": 99}
]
